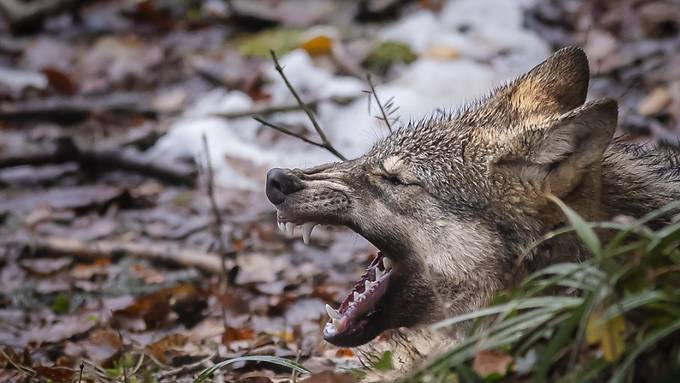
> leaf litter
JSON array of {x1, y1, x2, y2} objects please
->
[{"x1": 0, "y1": 0, "x2": 678, "y2": 382}]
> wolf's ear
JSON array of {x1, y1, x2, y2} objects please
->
[
  {"x1": 496, "y1": 99, "x2": 618, "y2": 197},
  {"x1": 494, "y1": 47, "x2": 590, "y2": 120}
]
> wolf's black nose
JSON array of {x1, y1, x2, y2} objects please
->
[{"x1": 266, "y1": 168, "x2": 303, "y2": 205}]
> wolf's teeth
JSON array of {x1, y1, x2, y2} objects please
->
[
  {"x1": 375, "y1": 267, "x2": 383, "y2": 280},
  {"x1": 364, "y1": 280, "x2": 373, "y2": 291},
  {"x1": 286, "y1": 222, "x2": 295, "y2": 236},
  {"x1": 302, "y1": 223, "x2": 316, "y2": 245},
  {"x1": 382, "y1": 257, "x2": 392, "y2": 270},
  {"x1": 332, "y1": 318, "x2": 341, "y2": 330},
  {"x1": 353, "y1": 291, "x2": 360, "y2": 301},
  {"x1": 278, "y1": 222, "x2": 285, "y2": 232},
  {"x1": 325, "y1": 304, "x2": 340, "y2": 320}
]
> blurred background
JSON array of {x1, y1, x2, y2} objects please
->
[{"x1": 0, "y1": 0, "x2": 679, "y2": 381}]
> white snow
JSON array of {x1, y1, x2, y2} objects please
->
[{"x1": 150, "y1": 0, "x2": 550, "y2": 190}]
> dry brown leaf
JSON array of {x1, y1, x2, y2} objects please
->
[
  {"x1": 638, "y1": 87, "x2": 671, "y2": 116},
  {"x1": 472, "y1": 349, "x2": 513, "y2": 377},
  {"x1": 130, "y1": 263, "x2": 165, "y2": 284},
  {"x1": 82, "y1": 328, "x2": 122, "y2": 365},
  {"x1": 34, "y1": 365, "x2": 75, "y2": 383},
  {"x1": 41, "y1": 67, "x2": 77, "y2": 95},
  {"x1": 71, "y1": 259, "x2": 111, "y2": 279},
  {"x1": 223, "y1": 326, "x2": 256, "y2": 344},
  {"x1": 146, "y1": 333, "x2": 189, "y2": 364}
]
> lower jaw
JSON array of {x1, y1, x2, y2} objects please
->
[
  {"x1": 322, "y1": 253, "x2": 393, "y2": 347},
  {"x1": 323, "y1": 313, "x2": 385, "y2": 347}
]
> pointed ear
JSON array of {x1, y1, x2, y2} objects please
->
[
  {"x1": 493, "y1": 47, "x2": 590, "y2": 121},
  {"x1": 496, "y1": 99, "x2": 618, "y2": 197}
]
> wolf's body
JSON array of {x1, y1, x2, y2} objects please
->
[{"x1": 265, "y1": 47, "x2": 680, "y2": 374}]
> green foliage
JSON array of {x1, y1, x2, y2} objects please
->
[
  {"x1": 408, "y1": 200, "x2": 680, "y2": 383},
  {"x1": 236, "y1": 29, "x2": 303, "y2": 58},
  {"x1": 50, "y1": 293, "x2": 70, "y2": 315},
  {"x1": 362, "y1": 41, "x2": 417, "y2": 74},
  {"x1": 373, "y1": 351, "x2": 394, "y2": 371}
]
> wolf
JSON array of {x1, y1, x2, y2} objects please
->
[{"x1": 265, "y1": 47, "x2": 680, "y2": 371}]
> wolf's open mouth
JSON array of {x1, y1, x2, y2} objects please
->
[{"x1": 276, "y1": 214, "x2": 394, "y2": 347}]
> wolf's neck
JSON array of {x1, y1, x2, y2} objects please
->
[{"x1": 600, "y1": 144, "x2": 679, "y2": 224}]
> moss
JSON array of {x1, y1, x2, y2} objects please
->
[
  {"x1": 236, "y1": 28, "x2": 303, "y2": 58},
  {"x1": 363, "y1": 41, "x2": 417, "y2": 74}
]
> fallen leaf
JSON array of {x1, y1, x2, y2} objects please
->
[
  {"x1": 23, "y1": 315, "x2": 96, "y2": 347},
  {"x1": 223, "y1": 326, "x2": 256, "y2": 344},
  {"x1": 586, "y1": 312, "x2": 626, "y2": 362},
  {"x1": 81, "y1": 328, "x2": 122, "y2": 365},
  {"x1": 19, "y1": 257, "x2": 72, "y2": 276},
  {"x1": 638, "y1": 87, "x2": 671, "y2": 116},
  {"x1": 41, "y1": 67, "x2": 77, "y2": 95},
  {"x1": 114, "y1": 283, "x2": 205, "y2": 329},
  {"x1": 300, "y1": 35, "x2": 333, "y2": 56},
  {"x1": 421, "y1": 45, "x2": 460, "y2": 60},
  {"x1": 71, "y1": 259, "x2": 112, "y2": 280},
  {"x1": 34, "y1": 365, "x2": 75, "y2": 383},
  {"x1": 472, "y1": 349, "x2": 513, "y2": 378},
  {"x1": 145, "y1": 333, "x2": 189, "y2": 364},
  {"x1": 130, "y1": 263, "x2": 165, "y2": 284}
]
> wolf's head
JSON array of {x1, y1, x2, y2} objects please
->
[{"x1": 265, "y1": 47, "x2": 618, "y2": 348}]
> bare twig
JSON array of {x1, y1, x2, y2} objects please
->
[
  {"x1": 213, "y1": 96, "x2": 356, "y2": 120},
  {"x1": 0, "y1": 136, "x2": 195, "y2": 186},
  {"x1": 200, "y1": 134, "x2": 233, "y2": 341},
  {"x1": 366, "y1": 73, "x2": 393, "y2": 133},
  {"x1": 262, "y1": 50, "x2": 347, "y2": 161},
  {"x1": 78, "y1": 362, "x2": 84, "y2": 383},
  {"x1": 253, "y1": 116, "x2": 326, "y2": 147},
  {"x1": 13, "y1": 236, "x2": 229, "y2": 275}
]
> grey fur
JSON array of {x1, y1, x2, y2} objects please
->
[{"x1": 267, "y1": 47, "x2": 680, "y2": 373}]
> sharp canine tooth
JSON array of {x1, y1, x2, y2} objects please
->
[
  {"x1": 325, "y1": 304, "x2": 340, "y2": 320},
  {"x1": 332, "y1": 318, "x2": 341, "y2": 329},
  {"x1": 375, "y1": 267, "x2": 383, "y2": 279},
  {"x1": 353, "y1": 292, "x2": 360, "y2": 301},
  {"x1": 302, "y1": 223, "x2": 315, "y2": 245},
  {"x1": 365, "y1": 280, "x2": 372, "y2": 291},
  {"x1": 383, "y1": 257, "x2": 392, "y2": 270},
  {"x1": 278, "y1": 222, "x2": 285, "y2": 232},
  {"x1": 286, "y1": 222, "x2": 295, "y2": 236}
]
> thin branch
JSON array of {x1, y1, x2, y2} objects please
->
[
  {"x1": 78, "y1": 362, "x2": 84, "y2": 383},
  {"x1": 213, "y1": 96, "x2": 356, "y2": 119},
  {"x1": 201, "y1": 134, "x2": 233, "y2": 344},
  {"x1": 267, "y1": 50, "x2": 347, "y2": 161},
  {"x1": 14, "y1": 236, "x2": 228, "y2": 275},
  {"x1": 366, "y1": 73, "x2": 393, "y2": 133},
  {"x1": 253, "y1": 116, "x2": 325, "y2": 147}
]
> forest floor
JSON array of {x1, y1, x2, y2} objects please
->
[{"x1": 0, "y1": 0, "x2": 678, "y2": 382}]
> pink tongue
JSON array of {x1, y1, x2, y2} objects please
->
[{"x1": 339, "y1": 253, "x2": 385, "y2": 313}]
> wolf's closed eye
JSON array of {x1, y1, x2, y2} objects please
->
[
  {"x1": 381, "y1": 173, "x2": 420, "y2": 187},
  {"x1": 382, "y1": 174, "x2": 405, "y2": 185}
]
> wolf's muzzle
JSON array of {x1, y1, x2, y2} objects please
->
[{"x1": 265, "y1": 168, "x2": 304, "y2": 205}]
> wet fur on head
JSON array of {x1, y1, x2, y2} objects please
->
[{"x1": 267, "y1": 47, "x2": 680, "y2": 375}]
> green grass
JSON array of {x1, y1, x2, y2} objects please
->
[{"x1": 407, "y1": 200, "x2": 680, "y2": 383}]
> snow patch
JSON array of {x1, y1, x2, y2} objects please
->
[{"x1": 151, "y1": 0, "x2": 550, "y2": 190}]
